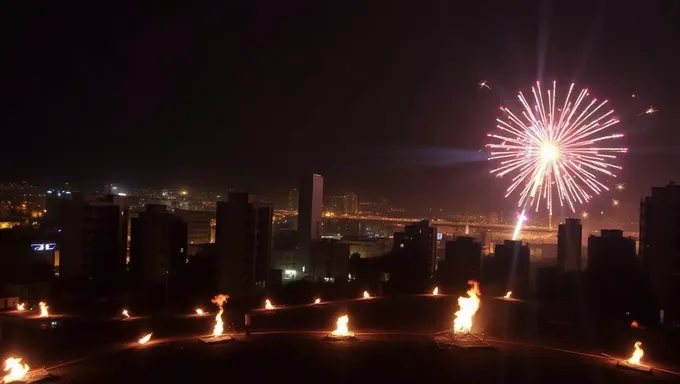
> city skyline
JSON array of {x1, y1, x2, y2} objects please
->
[{"x1": 3, "y1": 2, "x2": 679, "y2": 219}]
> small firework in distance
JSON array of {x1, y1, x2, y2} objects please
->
[
  {"x1": 615, "y1": 182, "x2": 625, "y2": 191},
  {"x1": 478, "y1": 80, "x2": 491, "y2": 90},
  {"x1": 640, "y1": 105, "x2": 657, "y2": 115},
  {"x1": 486, "y1": 81, "x2": 627, "y2": 214}
]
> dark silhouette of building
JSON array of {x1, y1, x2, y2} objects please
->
[
  {"x1": 60, "y1": 194, "x2": 129, "y2": 285},
  {"x1": 129, "y1": 204, "x2": 187, "y2": 286},
  {"x1": 586, "y1": 229, "x2": 639, "y2": 312},
  {"x1": 392, "y1": 220, "x2": 437, "y2": 276},
  {"x1": 492, "y1": 240, "x2": 530, "y2": 293},
  {"x1": 639, "y1": 181, "x2": 680, "y2": 324},
  {"x1": 297, "y1": 174, "x2": 323, "y2": 273},
  {"x1": 587, "y1": 229, "x2": 637, "y2": 273},
  {"x1": 558, "y1": 218, "x2": 582, "y2": 272},
  {"x1": 310, "y1": 239, "x2": 350, "y2": 282},
  {"x1": 439, "y1": 236, "x2": 482, "y2": 289},
  {"x1": 216, "y1": 192, "x2": 273, "y2": 295}
]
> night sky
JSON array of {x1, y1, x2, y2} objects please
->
[{"x1": 3, "y1": 1, "x2": 679, "y2": 217}]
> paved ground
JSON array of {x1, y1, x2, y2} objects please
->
[{"x1": 2, "y1": 295, "x2": 679, "y2": 383}]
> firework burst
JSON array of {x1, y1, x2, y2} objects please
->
[{"x1": 486, "y1": 81, "x2": 627, "y2": 215}]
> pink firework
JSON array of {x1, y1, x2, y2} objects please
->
[{"x1": 486, "y1": 81, "x2": 627, "y2": 214}]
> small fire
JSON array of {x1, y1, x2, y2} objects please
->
[
  {"x1": 432, "y1": 287, "x2": 439, "y2": 295},
  {"x1": 16, "y1": 303, "x2": 25, "y2": 311},
  {"x1": 138, "y1": 333, "x2": 152, "y2": 345},
  {"x1": 363, "y1": 291, "x2": 371, "y2": 299},
  {"x1": 504, "y1": 291, "x2": 512, "y2": 299},
  {"x1": 265, "y1": 299, "x2": 275, "y2": 310},
  {"x1": 453, "y1": 280, "x2": 481, "y2": 334},
  {"x1": 38, "y1": 302, "x2": 49, "y2": 318},
  {"x1": 331, "y1": 315, "x2": 354, "y2": 337},
  {"x1": 196, "y1": 308, "x2": 204, "y2": 315},
  {"x1": 631, "y1": 320, "x2": 639, "y2": 328},
  {"x1": 627, "y1": 341, "x2": 644, "y2": 365},
  {"x1": 211, "y1": 294, "x2": 229, "y2": 337},
  {"x1": 314, "y1": 298, "x2": 321, "y2": 304},
  {"x1": 3, "y1": 357, "x2": 30, "y2": 383},
  {"x1": 122, "y1": 309, "x2": 130, "y2": 319}
]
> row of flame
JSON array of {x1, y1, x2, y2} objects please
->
[{"x1": 3, "y1": 284, "x2": 648, "y2": 382}]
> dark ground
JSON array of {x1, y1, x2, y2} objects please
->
[{"x1": 2, "y1": 295, "x2": 679, "y2": 383}]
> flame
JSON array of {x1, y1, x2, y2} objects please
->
[
  {"x1": 16, "y1": 303, "x2": 25, "y2": 311},
  {"x1": 138, "y1": 333, "x2": 152, "y2": 345},
  {"x1": 265, "y1": 299, "x2": 275, "y2": 310},
  {"x1": 504, "y1": 291, "x2": 512, "y2": 299},
  {"x1": 627, "y1": 341, "x2": 644, "y2": 365},
  {"x1": 122, "y1": 309, "x2": 130, "y2": 318},
  {"x1": 210, "y1": 294, "x2": 229, "y2": 337},
  {"x1": 432, "y1": 287, "x2": 439, "y2": 295},
  {"x1": 363, "y1": 291, "x2": 371, "y2": 299},
  {"x1": 196, "y1": 308, "x2": 204, "y2": 315},
  {"x1": 3, "y1": 357, "x2": 30, "y2": 383},
  {"x1": 314, "y1": 298, "x2": 321, "y2": 304},
  {"x1": 453, "y1": 281, "x2": 481, "y2": 334},
  {"x1": 331, "y1": 315, "x2": 354, "y2": 337},
  {"x1": 38, "y1": 302, "x2": 49, "y2": 318},
  {"x1": 631, "y1": 320, "x2": 639, "y2": 328}
]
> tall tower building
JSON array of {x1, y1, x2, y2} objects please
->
[
  {"x1": 288, "y1": 188, "x2": 299, "y2": 211},
  {"x1": 297, "y1": 174, "x2": 323, "y2": 272},
  {"x1": 640, "y1": 181, "x2": 680, "y2": 323},
  {"x1": 130, "y1": 204, "x2": 187, "y2": 286},
  {"x1": 557, "y1": 218, "x2": 582, "y2": 272},
  {"x1": 342, "y1": 192, "x2": 358, "y2": 215}
]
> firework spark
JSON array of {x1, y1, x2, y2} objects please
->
[
  {"x1": 640, "y1": 105, "x2": 657, "y2": 115},
  {"x1": 478, "y1": 80, "x2": 491, "y2": 90},
  {"x1": 615, "y1": 182, "x2": 625, "y2": 191},
  {"x1": 487, "y1": 81, "x2": 627, "y2": 215}
]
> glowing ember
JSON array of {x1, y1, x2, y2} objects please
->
[
  {"x1": 627, "y1": 341, "x2": 644, "y2": 365},
  {"x1": 38, "y1": 302, "x2": 49, "y2": 318},
  {"x1": 16, "y1": 303, "x2": 25, "y2": 311},
  {"x1": 314, "y1": 298, "x2": 321, "y2": 304},
  {"x1": 453, "y1": 281, "x2": 481, "y2": 334},
  {"x1": 3, "y1": 357, "x2": 30, "y2": 383},
  {"x1": 138, "y1": 333, "x2": 152, "y2": 345},
  {"x1": 631, "y1": 320, "x2": 639, "y2": 328},
  {"x1": 504, "y1": 291, "x2": 512, "y2": 299},
  {"x1": 363, "y1": 291, "x2": 371, "y2": 299},
  {"x1": 331, "y1": 315, "x2": 354, "y2": 337},
  {"x1": 432, "y1": 287, "x2": 439, "y2": 295},
  {"x1": 195, "y1": 308, "x2": 204, "y2": 315},
  {"x1": 122, "y1": 309, "x2": 130, "y2": 319},
  {"x1": 211, "y1": 294, "x2": 229, "y2": 337},
  {"x1": 264, "y1": 299, "x2": 275, "y2": 310}
]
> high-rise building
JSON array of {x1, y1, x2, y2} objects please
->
[
  {"x1": 59, "y1": 194, "x2": 129, "y2": 284},
  {"x1": 216, "y1": 192, "x2": 273, "y2": 294},
  {"x1": 557, "y1": 218, "x2": 582, "y2": 272},
  {"x1": 310, "y1": 239, "x2": 350, "y2": 282},
  {"x1": 129, "y1": 204, "x2": 187, "y2": 286},
  {"x1": 639, "y1": 181, "x2": 680, "y2": 323},
  {"x1": 288, "y1": 188, "x2": 299, "y2": 211},
  {"x1": 175, "y1": 210, "x2": 213, "y2": 245},
  {"x1": 440, "y1": 236, "x2": 482, "y2": 287},
  {"x1": 392, "y1": 220, "x2": 437, "y2": 276},
  {"x1": 587, "y1": 229, "x2": 637, "y2": 273},
  {"x1": 342, "y1": 192, "x2": 358, "y2": 215},
  {"x1": 297, "y1": 174, "x2": 323, "y2": 273}
]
